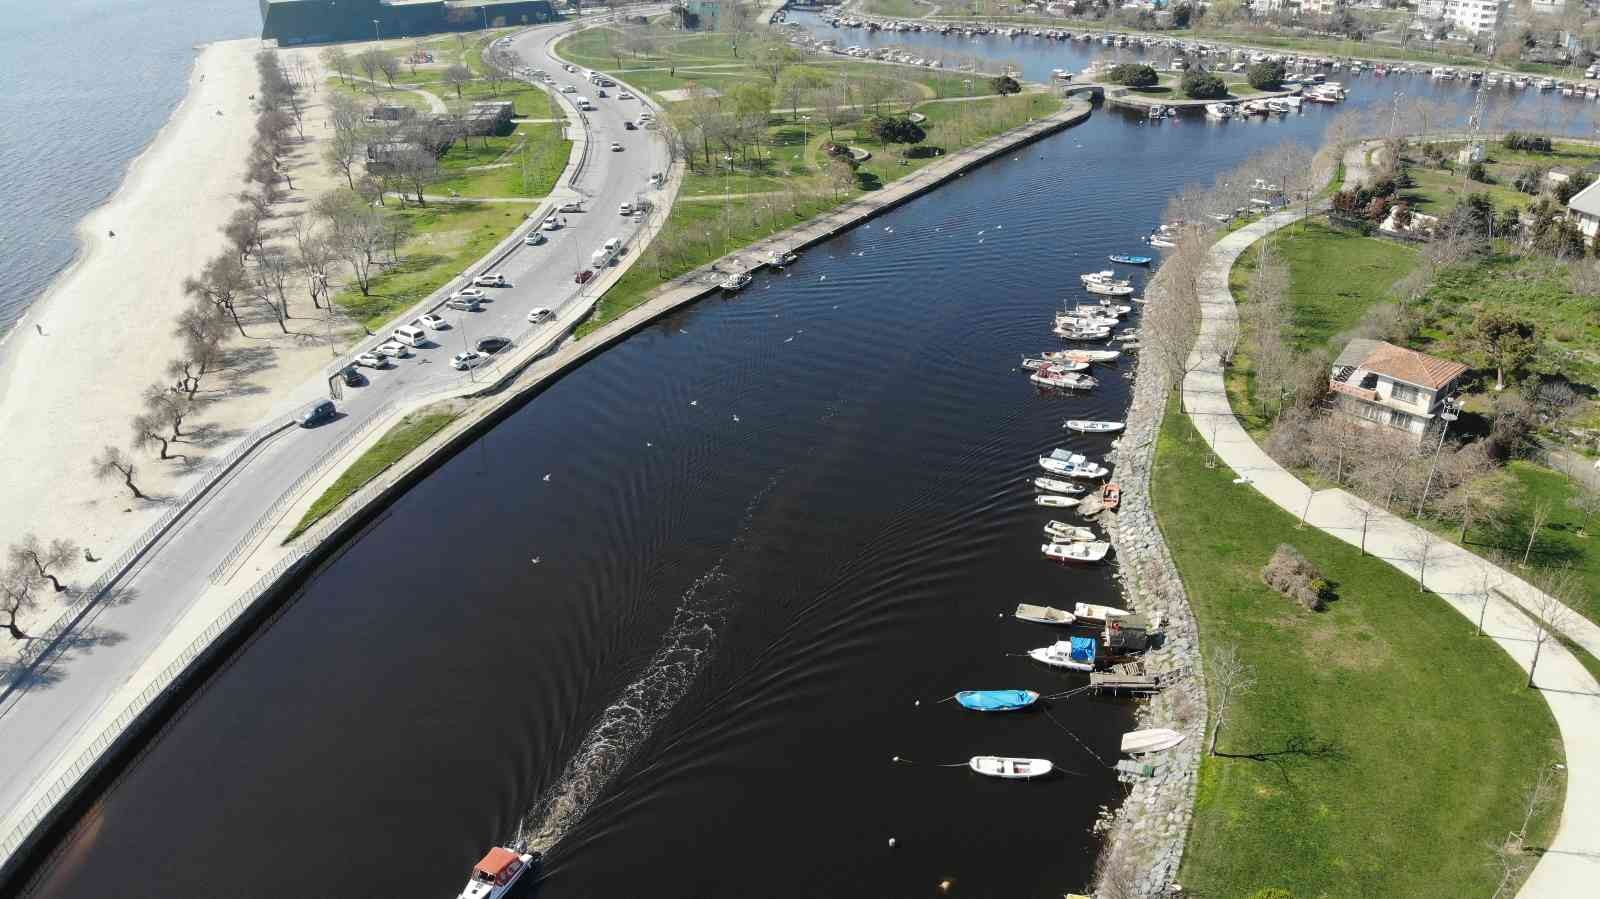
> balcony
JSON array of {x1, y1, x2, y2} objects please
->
[{"x1": 1330, "y1": 380, "x2": 1378, "y2": 402}]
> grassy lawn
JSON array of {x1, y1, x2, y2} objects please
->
[
  {"x1": 333, "y1": 200, "x2": 540, "y2": 329},
  {"x1": 1225, "y1": 221, "x2": 1420, "y2": 432},
  {"x1": 858, "y1": 0, "x2": 936, "y2": 17},
  {"x1": 1401, "y1": 138, "x2": 1600, "y2": 217},
  {"x1": 326, "y1": 76, "x2": 436, "y2": 112},
  {"x1": 287, "y1": 405, "x2": 460, "y2": 541},
  {"x1": 1459, "y1": 461, "x2": 1600, "y2": 627},
  {"x1": 431, "y1": 124, "x2": 571, "y2": 199},
  {"x1": 1153, "y1": 396, "x2": 1563, "y2": 898}
]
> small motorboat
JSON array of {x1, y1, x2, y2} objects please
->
[
  {"x1": 1146, "y1": 235, "x2": 1176, "y2": 248},
  {"x1": 720, "y1": 271, "x2": 752, "y2": 292},
  {"x1": 765, "y1": 249, "x2": 798, "y2": 268},
  {"x1": 1026, "y1": 356, "x2": 1088, "y2": 372},
  {"x1": 1079, "y1": 270, "x2": 1126, "y2": 285},
  {"x1": 1041, "y1": 541, "x2": 1110, "y2": 563},
  {"x1": 456, "y1": 848, "x2": 538, "y2": 899},
  {"x1": 969, "y1": 756, "x2": 1054, "y2": 779},
  {"x1": 1036, "y1": 494, "x2": 1080, "y2": 508},
  {"x1": 1085, "y1": 279, "x2": 1135, "y2": 297},
  {"x1": 1108, "y1": 254, "x2": 1153, "y2": 265},
  {"x1": 1064, "y1": 420, "x2": 1125, "y2": 434},
  {"x1": 1031, "y1": 371, "x2": 1098, "y2": 390},
  {"x1": 1053, "y1": 325, "x2": 1112, "y2": 341},
  {"x1": 1028, "y1": 636, "x2": 1097, "y2": 671},
  {"x1": 1039, "y1": 458, "x2": 1109, "y2": 480},
  {"x1": 1015, "y1": 602, "x2": 1075, "y2": 625},
  {"x1": 1044, "y1": 349, "x2": 1120, "y2": 363},
  {"x1": 955, "y1": 689, "x2": 1040, "y2": 711},
  {"x1": 1034, "y1": 476, "x2": 1085, "y2": 495},
  {"x1": 1121, "y1": 728, "x2": 1185, "y2": 754},
  {"x1": 1045, "y1": 522, "x2": 1096, "y2": 542},
  {"x1": 1073, "y1": 602, "x2": 1130, "y2": 625}
]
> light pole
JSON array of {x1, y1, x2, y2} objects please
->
[
  {"x1": 800, "y1": 114, "x2": 810, "y2": 157},
  {"x1": 482, "y1": 6, "x2": 489, "y2": 31},
  {"x1": 373, "y1": 19, "x2": 381, "y2": 43},
  {"x1": 1415, "y1": 397, "x2": 1461, "y2": 517},
  {"x1": 1388, "y1": 91, "x2": 1405, "y2": 139}
]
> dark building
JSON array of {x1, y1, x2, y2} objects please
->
[{"x1": 260, "y1": 0, "x2": 557, "y2": 46}]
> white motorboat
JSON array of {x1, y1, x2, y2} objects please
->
[
  {"x1": 721, "y1": 271, "x2": 752, "y2": 291},
  {"x1": 1030, "y1": 370, "x2": 1098, "y2": 390},
  {"x1": 969, "y1": 755, "x2": 1054, "y2": 779},
  {"x1": 765, "y1": 249, "x2": 799, "y2": 268},
  {"x1": 1046, "y1": 523, "x2": 1097, "y2": 542},
  {"x1": 1028, "y1": 638, "x2": 1096, "y2": 671},
  {"x1": 1085, "y1": 280, "x2": 1135, "y2": 297},
  {"x1": 1034, "y1": 476, "x2": 1086, "y2": 495},
  {"x1": 1036, "y1": 494, "x2": 1081, "y2": 508},
  {"x1": 1058, "y1": 309, "x2": 1119, "y2": 327},
  {"x1": 1079, "y1": 270, "x2": 1128, "y2": 286},
  {"x1": 1121, "y1": 728, "x2": 1186, "y2": 754},
  {"x1": 456, "y1": 848, "x2": 538, "y2": 899},
  {"x1": 1039, "y1": 457, "x2": 1108, "y2": 479},
  {"x1": 1073, "y1": 602, "x2": 1130, "y2": 625},
  {"x1": 1028, "y1": 356, "x2": 1088, "y2": 372},
  {"x1": 1064, "y1": 420, "x2": 1125, "y2": 434},
  {"x1": 1204, "y1": 102, "x2": 1232, "y2": 120},
  {"x1": 1041, "y1": 541, "x2": 1110, "y2": 563},
  {"x1": 1053, "y1": 325, "x2": 1112, "y2": 341},
  {"x1": 1014, "y1": 602, "x2": 1075, "y2": 625},
  {"x1": 1044, "y1": 349, "x2": 1121, "y2": 363},
  {"x1": 1147, "y1": 235, "x2": 1176, "y2": 248}
]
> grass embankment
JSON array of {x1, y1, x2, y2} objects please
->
[
  {"x1": 1225, "y1": 220, "x2": 1419, "y2": 434},
  {"x1": 1397, "y1": 139, "x2": 1600, "y2": 217},
  {"x1": 430, "y1": 123, "x2": 571, "y2": 199},
  {"x1": 1152, "y1": 396, "x2": 1563, "y2": 898},
  {"x1": 288, "y1": 405, "x2": 460, "y2": 541},
  {"x1": 559, "y1": 25, "x2": 1063, "y2": 337}
]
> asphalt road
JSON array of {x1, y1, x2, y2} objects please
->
[{"x1": 0, "y1": 18, "x2": 670, "y2": 844}]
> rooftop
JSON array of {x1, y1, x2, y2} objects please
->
[
  {"x1": 1567, "y1": 177, "x2": 1600, "y2": 218},
  {"x1": 1341, "y1": 339, "x2": 1468, "y2": 391}
]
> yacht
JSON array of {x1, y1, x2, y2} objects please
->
[
  {"x1": 455, "y1": 848, "x2": 538, "y2": 899},
  {"x1": 1204, "y1": 103, "x2": 1232, "y2": 120}
]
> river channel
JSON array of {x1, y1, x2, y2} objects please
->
[{"x1": 22, "y1": 16, "x2": 1600, "y2": 899}]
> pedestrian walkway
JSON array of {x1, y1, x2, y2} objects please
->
[{"x1": 1181, "y1": 207, "x2": 1600, "y2": 897}]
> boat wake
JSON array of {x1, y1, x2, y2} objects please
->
[{"x1": 513, "y1": 478, "x2": 778, "y2": 854}]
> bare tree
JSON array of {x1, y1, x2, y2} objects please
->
[
  {"x1": 1475, "y1": 564, "x2": 1500, "y2": 637},
  {"x1": 93, "y1": 446, "x2": 146, "y2": 500},
  {"x1": 292, "y1": 220, "x2": 335, "y2": 311},
  {"x1": 325, "y1": 122, "x2": 367, "y2": 190},
  {"x1": 0, "y1": 563, "x2": 39, "y2": 640},
  {"x1": 322, "y1": 46, "x2": 352, "y2": 85},
  {"x1": 391, "y1": 144, "x2": 441, "y2": 205},
  {"x1": 443, "y1": 63, "x2": 474, "y2": 100},
  {"x1": 143, "y1": 384, "x2": 196, "y2": 441},
  {"x1": 1486, "y1": 830, "x2": 1530, "y2": 899},
  {"x1": 376, "y1": 53, "x2": 401, "y2": 88},
  {"x1": 171, "y1": 302, "x2": 227, "y2": 397},
  {"x1": 253, "y1": 248, "x2": 296, "y2": 330},
  {"x1": 1206, "y1": 641, "x2": 1255, "y2": 756},
  {"x1": 131, "y1": 412, "x2": 184, "y2": 462},
  {"x1": 184, "y1": 253, "x2": 253, "y2": 338},
  {"x1": 1526, "y1": 568, "x2": 1579, "y2": 689},
  {"x1": 1568, "y1": 487, "x2": 1600, "y2": 538},
  {"x1": 317, "y1": 190, "x2": 387, "y2": 295},
  {"x1": 1343, "y1": 492, "x2": 1384, "y2": 556},
  {"x1": 1521, "y1": 500, "x2": 1554, "y2": 568},
  {"x1": 222, "y1": 206, "x2": 266, "y2": 263},
  {"x1": 8, "y1": 535, "x2": 79, "y2": 593},
  {"x1": 1406, "y1": 528, "x2": 1446, "y2": 593}
]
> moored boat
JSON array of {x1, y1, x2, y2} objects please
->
[
  {"x1": 1030, "y1": 370, "x2": 1099, "y2": 389},
  {"x1": 1039, "y1": 455, "x2": 1108, "y2": 479},
  {"x1": 1041, "y1": 541, "x2": 1111, "y2": 563},
  {"x1": 955, "y1": 689, "x2": 1040, "y2": 711},
  {"x1": 1035, "y1": 476, "x2": 1086, "y2": 495},
  {"x1": 456, "y1": 848, "x2": 538, "y2": 899},
  {"x1": 1026, "y1": 356, "x2": 1088, "y2": 372},
  {"x1": 1043, "y1": 349, "x2": 1121, "y2": 363},
  {"x1": 1036, "y1": 494, "x2": 1080, "y2": 508},
  {"x1": 720, "y1": 271, "x2": 752, "y2": 292},
  {"x1": 1015, "y1": 602, "x2": 1075, "y2": 625},
  {"x1": 1073, "y1": 601, "x2": 1130, "y2": 625},
  {"x1": 1085, "y1": 279, "x2": 1134, "y2": 297},
  {"x1": 969, "y1": 755, "x2": 1054, "y2": 779},
  {"x1": 1028, "y1": 636, "x2": 1098, "y2": 671},
  {"x1": 1099, "y1": 481, "x2": 1122, "y2": 510},
  {"x1": 1121, "y1": 728, "x2": 1185, "y2": 754},
  {"x1": 1064, "y1": 419, "x2": 1125, "y2": 433},
  {"x1": 1045, "y1": 522, "x2": 1097, "y2": 542},
  {"x1": 1108, "y1": 254, "x2": 1153, "y2": 265}
]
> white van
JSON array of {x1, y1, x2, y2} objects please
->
[
  {"x1": 591, "y1": 248, "x2": 611, "y2": 267},
  {"x1": 575, "y1": 97, "x2": 593, "y2": 111},
  {"x1": 391, "y1": 324, "x2": 428, "y2": 348},
  {"x1": 603, "y1": 237, "x2": 622, "y2": 254}
]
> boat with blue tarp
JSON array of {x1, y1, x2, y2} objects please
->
[{"x1": 955, "y1": 689, "x2": 1041, "y2": 711}]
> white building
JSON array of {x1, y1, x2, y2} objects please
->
[
  {"x1": 1566, "y1": 178, "x2": 1600, "y2": 242},
  {"x1": 1300, "y1": 0, "x2": 1343, "y2": 14},
  {"x1": 1329, "y1": 340, "x2": 1469, "y2": 442},
  {"x1": 1437, "y1": 0, "x2": 1504, "y2": 35}
]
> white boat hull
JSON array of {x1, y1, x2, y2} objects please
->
[
  {"x1": 1027, "y1": 646, "x2": 1094, "y2": 671},
  {"x1": 1014, "y1": 602, "x2": 1075, "y2": 625},
  {"x1": 1064, "y1": 420, "x2": 1125, "y2": 433},
  {"x1": 1036, "y1": 495, "x2": 1080, "y2": 508},
  {"x1": 970, "y1": 755, "x2": 1054, "y2": 779}
]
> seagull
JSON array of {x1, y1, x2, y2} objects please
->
[
  {"x1": 977, "y1": 230, "x2": 985, "y2": 235},
  {"x1": 732, "y1": 415, "x2": 740, "y2": 422},
  {"x1": 784, "y1": 336, "x2": 794, "y2": 343},
  {"x1": 542, "y1": 474, "x2": 551, "y2": 482},
  {"x1": 690, "y1": 400, "x2": 698, "y2": 406},
  {"x1": 678, "y1": 328, "x2": 688, "y2": 334},
  {"x1": 530, "y1": 557, "x2": 542, "y2": 564},
  {"x1": 646, "y1": 441, "x2": 653, "y2": 447}
]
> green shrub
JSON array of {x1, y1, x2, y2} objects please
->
[
  {"x1": 1181, "y1": 70, "x2": 1228, "y2": 99},
  {"x1": 1247, "y1": 60, "x2": 1285, "y2": 90},
  {"x1": 1107, "y1": 63, "x2": 1159, "y2": 87}
]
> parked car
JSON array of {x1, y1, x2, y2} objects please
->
[
  {"x1": 524, "y1": 230, "x2": 547, "y2": 245},
  {"x1": 527, "y1": 307, "x2": 555, "y2": 323},
  {"x1": 376, "y1": 340, "x2": 411, "y2": 358},
  {"x1": 455, "y1": 287, "x2": 487, "y2": 301},
  {"x1": 355, "y1": 351, "x2": 387, "y2": 368},
  {"x1": 337, "y1": 365, "x2": 364, "y2": 386},
  {"x1": 623, "y1": 120, "x2": 636, "y2": 130},
  {"x1": 472, "y1": 273, "x2": 508, "y2": 287},
  {"x1": 451, "y1": 350, "x2": 487, "y2": 370},
  {"x1": 541, "y1": 217, "x2": 561, "y2": 231},
  {"x1": 558, "y1": 201, "x2": 583, "y2": 213},
  {"x1": 603, "y1": 237, "x2": 622, "y2": 254},
  {"x1": 416, "y1": 313, "x2": 449, "y2": 330},
  {"x1": 618, "y1": 90, "x2": 634, "y2": 99},
  {"x1": 610, "y1": 141, "x2": 623, "y2": 152},
  {"x1": 476, "y1": 336, "x2": 512, "y2": 355},
  {"x1": 446, "y1": 297, "x2": 481, "y2": 312},
  {"x1": 560, "y1": 84, "x2": 577, "y2": 93},
  {"x1": 575, "y1": 269, "x2": 594, "y2": 284},
  {"x1": 296, "y1": 399, "x2": 336, "y2": 428}
]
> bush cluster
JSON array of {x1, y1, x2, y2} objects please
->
[
  {"x1": 1504, "y1": 131, "x2": 1553, "y2": 153},
  {"x1": 1247, "y1": 61, "x2": 1285, "y2": 91},
  {"x1": 1261, "y1": 544, "x2": 1330, "y2": 612},
  {"x1": 1181, "y1": 70, "x2": 1228, "y2": 100},
  {"x1": 1107, "y1": 63, "x2": 1159, "y2": 88}
]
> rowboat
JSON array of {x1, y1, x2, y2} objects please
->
[
  {"x1": 955, "y1": 689, "x2": 1040, "y2": 712},
  {"x1": 1014, "y1": 602, "x2": 1075, "y2": 625},
  {"x1": 969, "y1": 756, "x2": 1054, "y2": 779},
  {"x1": 1043, "y1": 349, "x2": 1120, "y2": 363},
  {"x1": 1108, "y1": 254, "x2": 1153, "y2": 265},
  {"x1": 1026, "y1": 356, "x2": 1088, "y2": 372},
  {"x1": 1028, "y1": 636, "x2": 1097, "y2": 671},
  {"x1": 1053, "y1": 325, "x2": 1112, "y2": 340},
  {"x1": 1121, "y1": 728, "x2": 1185, "y2": 754},
  {"x1": 1085, "y1": 280, "x2": 1134, "y2": 297},
  {"x1": 1036, "y1": 494, "x2": 1081, "y2": 508},
  {"x1": 1073, "y1": 602, "x2": 1130, "y2": 625},
  {"x1": 1034, "y1": 476, "x2": 1085, "y2": 495},
  {"x1": 1146, "y1": 236, "x2": 1176, "y2": 248},
  {"x1": 1031, "y1": 371, "x2": 1098, "y2": 390},
  {"x1": 1064, "y1": 420, "x2": 1125, "y2": 434},
  {"x1": 1045, "y1": 523, "x2": 1096, "y2": 542},
  {"x1": 1042, "y1": 541, "x2": 1110, "y2": 563}
]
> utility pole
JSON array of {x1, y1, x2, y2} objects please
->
[
  {"x1": 1415, "y1": 398, "x2": 1461, "y2": 518},
  {"x1": 373, "y1": 19, "x2": 381, "y2": 43}
]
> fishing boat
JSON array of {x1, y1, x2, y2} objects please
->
[
  {"x1": 1204, "y1": 102, "x2": 1232, "y2": 120},
  {"x1": 1098, "y1": 482, "x2": 1122, "y2": 510},
  {"x1": 1073, "y1": 602, "x2": 1130, "y2": 625},
  {"x1": 955, "y1": 689, "x2": 1040, "y2": 712},
  {"x1": 969, "y1": 756, "x2": 1054, "y2": 779},
  {"x1": 1064, "y1": 420, "x2": 1125, "y2": 434},
  {"x1": 1038, "y1": 456, "x2": 1108, "y2": 479},
  {"x1": 765, "y1": 249, "x2": 799, "y2": 268},
  {"x1": 1108, "y1": 254, "x2": 1153, "y2": 265},
  {"x1": 1085, "y1": 279, "x2": 1134, "y2": 297},
  {"x1": 1044, "y1": 349, "x2": 1121, "y2": 363},
  {"x1": 1121, "y1": 728, "x2": 1186, "y2": 754},
  {"x1": 1015, "y1": 602, "x2": 1075, "y2": 625},
  {"x1": 1035, "y1": 494, "x2": 1081, "y2": 508},
  {"x1": 1028, "y1": 636, "x2": 1098, "y2": 671},
  {"x1": 1034, "y1": 476, "x2": 1086, "y2": 495},
  {"x1": 1146, "y1": 235, "x2": 1176, "y2": 248},
  {"x1": 1045, "y1": 522, "x2": 1097, "y2": 542},
  {"x1": 1042, "y1": 541, "x2": 1110, "y2": 563},
  {"x1": 456, "y1": 848, "x2": 538, "y2": 899},
  {"x1": 1025, "y1": 356, "x2": 1088, "y2": 372},
  {"x1": 1030, "y1": 370, "x2": 1098, "y2": 390},
  {"x1": 1079, "y1": 270, "x2": 1126, "y2": 286},
  {"x1": 720, "y1": 271, "x2": 752, "y2": 292}
]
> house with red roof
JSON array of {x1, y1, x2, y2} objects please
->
[{"x1": 1328, "y1": 339, "x2": 1469, "y2": 442}]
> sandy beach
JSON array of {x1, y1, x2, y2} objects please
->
[{"x1": 0, "y1": 37, "x2": 331, "y2": 648}]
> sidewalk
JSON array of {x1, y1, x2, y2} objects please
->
[{"x1": 1181, "y1": 208, "x2": 1600, "y2": 897}]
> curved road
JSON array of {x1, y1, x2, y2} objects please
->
[{"x1": 0, "y1": 17, "x2": 670, "y2": 864}]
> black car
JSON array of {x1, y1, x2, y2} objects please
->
[
  {"x1": 623, "y1": 120, "x2": 636, "y2": 130},
  {"x1": 476, "y1": 336, "x2": 512, "y2": 355},
  {"x1": 337, "y1": 365, "x2": 365, "y2": 387}
]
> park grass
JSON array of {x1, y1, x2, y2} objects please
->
[
  {"x1": 286, "y1": 405, "x2": 459, "y2": 541},
  {"x1": 1153, "y1": 395, "x2": 1564, "y2": 899},
  {"x1": 326, "y1": 76, "x2": 436, "y2": 112},
  {"x1": 431, "y1": 124, "x2": 571, "y2": 199},
  {"x1": 857, "y1": 0, "x2": 937, "y2": 18},
  {"x1": 333, "y1": 200, "x2": 540, "y2": 329}
]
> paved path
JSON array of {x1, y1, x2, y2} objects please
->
[
  {"x1": 1182, "y1": 207, "x2": 1600, "y2": 897},
  {"x1": 344, "y1": 74, "x2": 448, "y2": 114}
]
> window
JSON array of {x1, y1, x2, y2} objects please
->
[
  {"x1": 1390, "y1": 382, "x2": 1421, "y2": 405},
  {"x1": 1389, "y1": 409, "x2": 1413, "y2": 430}
]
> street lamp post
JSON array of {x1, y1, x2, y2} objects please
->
[
  {"x1": 1416, "y1": 398, "x2": 1461, "y2": 517},
  {"x1": 373, "y1": 19, "x2": 381, "y2": 43},
  {"x1": 482, "y1": 6, "x2": 489, "y2": 31}
]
